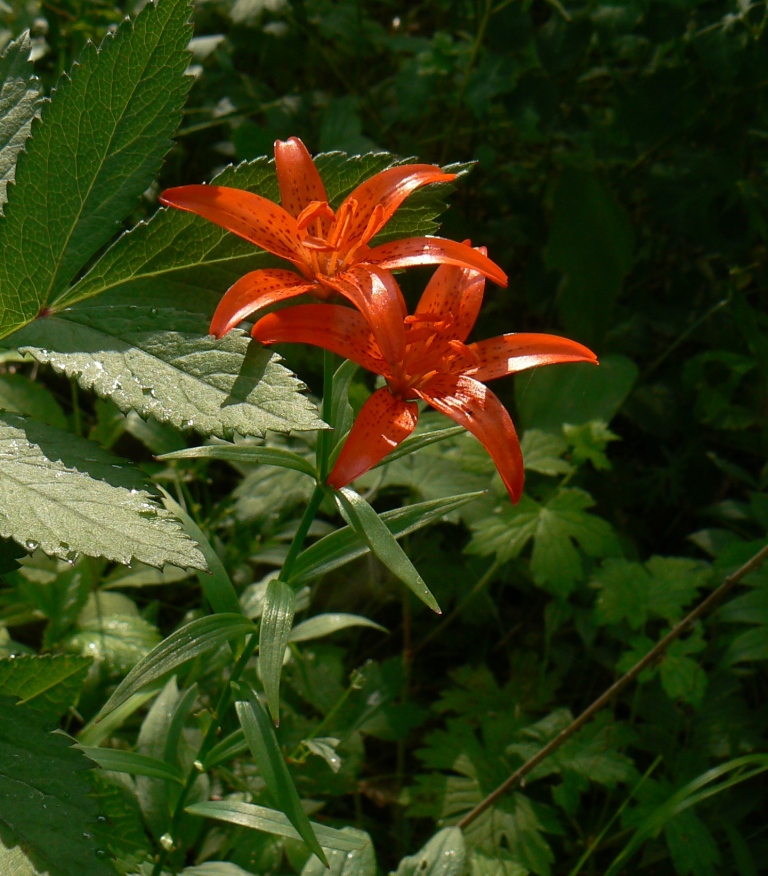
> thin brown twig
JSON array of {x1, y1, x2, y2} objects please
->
[{"x1": 457, "y1": 540, "x2": 768, "y2": 830}]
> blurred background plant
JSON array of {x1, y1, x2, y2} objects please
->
[{"x1": 0, "y1": 1, "x2": 767, "y2": 874}]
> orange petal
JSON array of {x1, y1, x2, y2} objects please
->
[
  {"x1": 465, "y1": 333, "x2": 599, "y2": 382},
  {"x1": 209, "y1": 269, "x2": 316, "y2": 338},
  {"x1": 274, "y1": 137, "x2": 330, "y2": 225},
  {"x1": 366, "y1": 237, "x2": 508, "y2": 287},
  {"x1": 328, "y1": 388, "x2": 419, "y2": 488},
  {"x1": 326, "y1": 266, "x2": 407, "y2": 364},
  {"x1": 417, "y1": 374, "x2": 524, "y2": 503},
  {"x1": 344, "y1": 165, "x2": 456, "y2": 245},
  {"x1": 415, "y1": 243, "x2": 487, "y2": 342},
  {"x1": 251, "y1": 304, "x2": 387, "y2": 374},
  {"x1": 160, "y1": 185, "x2": 302, "y2": 263}
]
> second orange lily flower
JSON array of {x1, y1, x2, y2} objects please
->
[
  {"x1": 160, "y1": 138, "x2": 507, "y2": 360},
  {"x1": 251, "y1": 253, "x2": 598, "y2": 503}
]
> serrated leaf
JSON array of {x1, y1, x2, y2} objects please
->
[
  {"x1": 289, "y1": 492, "x2": 484, "y2": 585},
  {"x1": 519, "y1": 430, "x2": 572, "y2": 477},
  {"x1": 592, "y1": 557, "x2": 712, "y2": 629},
  {"x1": 0, "y1": 654, "x2": 91, "y2": 720},
  {"x1": 562, "y1": 420, "x2": 619, "y2": 471},
  {"x1": 0, "y1": 695, "x2": 111, "y2": 876},
  {"x1": 259, "y1": 579, "x2": 295, "y2": 724},
  {"x1": 335, "y1": 487, "x2": 440, "y2": 612},
  {"x1": 303, "y1": 827, "x2": 374, "y2": 876},
  {"x1": 0, "y1": 0, "x2": 193, "y2": 337},
  {"x1": 468, "y1": 489, "x2": 620, "y2": 596},
  {"x1": 0, "y1": 372, "x2": 68, "y2": 428},
  {"x1": 97, "y1": 613, "x2": 255, "y2": 719},
  {"x1": 159, "y1": 488, "x2": 242, "y2": 614},
  {"x1": 10, "y1": 301, "x2": 323, "y2": 438},
  {"x1": 236, "y1": 692, "x2": 329, "y2": 865},
  {"x1": 0, "y1": 32, "x2": 42, "y2": 212},
  {"x1": 393, "y1": 828, "x2": 466, "y2": 876},
  {"x1": 185, "y1": 799, "x2": 366, "y2": 852},
  {"x1": 289, "y1": 613, "x2": 387, "y2": 643},
  {"x1": 469, "y1": 850, "x2": 528, "y2": 876},
  {"x1": 0, "y1": 412, "x2": 206, "y2": 568}
]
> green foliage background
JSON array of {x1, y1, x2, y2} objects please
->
[{"x1": 0, "y1": 1, "x2": 766, "y2": 875}]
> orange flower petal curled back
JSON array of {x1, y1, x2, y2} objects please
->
[
  {"x1": 159, "y1": 137, "x2": 508, "y2": 336},
  {"x1": 252, "y1": 258, "x2": 598, "y2": 504}
]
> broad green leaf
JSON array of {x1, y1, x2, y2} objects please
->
[
  {"x1": 0, "y1": 412, "x2": 206, "y2": 568},
  {"x1": 289, "y1": 613, "x2": 387, "y2": 643},
  {"x1": 182, "y1": 864, "x2": 256, "y2": 876},
  {"x1": 0, "y1": 32, "x2": 42, "y2": 211},
  {"x1": 302, "y1": 827, "x2": 374, "y2": 876},
  {"x1": 393, "y1": 827, "x2": 466, "y2": 876},
  {"x1": 185, "y1": 799, "x2": 366, "y2": 852},
  {"x1": 302, "y1": 737, "x2": 342, "y2": 773},
  {"x1": 259, "y1": 579, "x2": 296, "y2": 723},
  {"x1": 545, "y1": 169, "x2": 634, "y2": 346},
  {"x1": 236, "y1": 692, "x2": 329, "y2": 865},
  {"x1": 0, "y1": 654, "x2": 91, "y2": 720},
  {"x1": 469, "y1": 850, "x2": 528, "y2": 876},
  {"x1": 0, "y1": 0, "x2": 193, "y2": 337},
  {"x1": 592, "y1": 557, "x2": 712, "y2": 630},
  {"x1": 519, "y1": 430, "x2": 572, "y2": 477},
  {"x1": 0, "y1": 695, "x2": 111, "y2": 876},
  {"x1": 97, "y1": 613, "x2": 255, "y2": 719},
  {"x1": 64, "y1": 614, "x2": 161, "y2": 675},
  {"x1": 563, "y1": 421, "x2": 619, "y2": 471},
  {"x1": 160, "y1": 443, "x2": 317, "y2": 476},
  {"x1": 327, "y1": 358, "x2": 358, "y2": 464},
  {"x1": 289, "y1": 492, "x2": 484, "y2": 585},
  {"x1": 515, "y1": 354, "x2": 637, "y2": 434},
  {"x1": 11, "y1": 302, "x2": 323, "y2": 438},
  {"x1": 335, "y1": 487, "x2": 440, "y2": 612},
  {"x1": 468, "y1": 488, "x2": 620, "y2": 596},
  {"x1": 79, "y1": 746, "x2": 184, "y2": 784},
  {"x1": 0, "y1": 373, "x2": 68, "y2": 428},
  {"x1": 0, "y1": 835, "x2": 40, "y2": 876},
  {"x1": 159, "y1": 489, "x2": 242, "y2": 615}
]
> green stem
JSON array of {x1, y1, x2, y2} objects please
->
[
  {"x1": 317, "y1": 349, "x2": 336, "y2": 481},
  {"x1": 280, "y1": 484, "x2": 325, "y2": 582}
]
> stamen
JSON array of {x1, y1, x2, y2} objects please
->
[
  {"x1": 329, "y1": 199, "x2": 357, "y2": 249},
  {"x1": 296, "y1": 200, "x2": 335, "y2": 232},
  {"x1": 360, "y1": 203, "x2": 385, "y2": 244}
]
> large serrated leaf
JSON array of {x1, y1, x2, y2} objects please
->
[
  {"x1": 0, "y1": 695, "x2": 112, "y2": 876},
  {"x1": 259, "y1": 579, "x2": 295, "y2": 724},
  {"x1": 393, "y1": 828, "x2": 466, "y2": 876},
  {"x1": 0, "y1": 32, "x2": 42, "y2": 212},
  {"x1": 0, "y1": 412, "x2": 206, "y2": 568},
  {"x1": 9, "y1": 296, "x2": 324, "y2": 437},
  {"x1": 0, "y1": 0, "x2": 193, "y2": 338}
]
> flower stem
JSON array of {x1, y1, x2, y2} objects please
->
[
  {"x1": 317, "y1": 349, "x2": 336, "y2": 481},
  {"x1": 281, "y1": 484, "x2": 325, "y2": 582}
]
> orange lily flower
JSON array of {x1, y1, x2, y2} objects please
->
[
  {"x1": 251, "y1": 254, "x2": 597, "y2": 503},
  {"x1": 160, "y1": 137, "x2": 507, "y2": 357}
]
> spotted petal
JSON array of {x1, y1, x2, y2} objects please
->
[
  {"x1": 251, "y1": 304, "x2": 387, "y2": 375},
  {"x1": 160, "y1": 185, "x2": 302, "y2": 263},
  {"x1": 344, "y1": 165, "x2": 457, "y2": 245},
  {"x1": 418, "y1": 373, "x2": 524, "y2": 503},
  {"x1": 466, "y1": 334, "x2": 598, "y2": 382},
  {"x1": 328, "y1": 388, "x2": 419, "y2": 488},
  {"x1": 274, "y1": 137, "x2": 330, "y2": 225},
  {"x1": 415, "y1": 245, "x2": 486, "y2": 342},
  {"x1": 366, "y1": 237, "x2": 508, "y2": 287},
  {"x1": 209, "y1": 269, "x2": 316, "y2": 338},
  {"x1": 326, "y1": 266, "x2": 407, "y2": 364}
]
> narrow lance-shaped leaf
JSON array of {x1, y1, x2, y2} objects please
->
[
  {"x1": 0, "y1": 412, "x2": 206, "y2": 569},
  {"x1": 159, "y1": 488, "x2": 242, "y2": 615},
  {"x1": 186, "y1": 799, "x2": 366, "y2": 853},
  {"x1": 160, "y1": 443, "x2": 317, "y2": 476},
  {"x1": 333, "y1": 487, "x2": 441, "y2": 612},
  {"x1": 289, "y1": 613, "x2": 387, "y2": 643},
  {"x1": 0, "y1": 0, "x2": 194, "y2": 337},
  {"x1": 79, "y1": 746, "x2": 184, "y2": 784},
  {"x1": 0, "y1": 32, "x2": 43, "y2": 212},
  {"x1": 97, "y1": 614, "x2": 255, "y2": 720},
  {"x1": 289, "y1": 491, "x2": 484, "y2": 586},
  {"x1": 236, "y1": 691, "x2": 329, "y2": 866},
  {"x1": 259, "y1": 579, "x2": 296, "y2": 724}
]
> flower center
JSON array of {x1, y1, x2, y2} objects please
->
[{"x1": 295, "y1": 199, "x2": 384, "y2": 278}]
